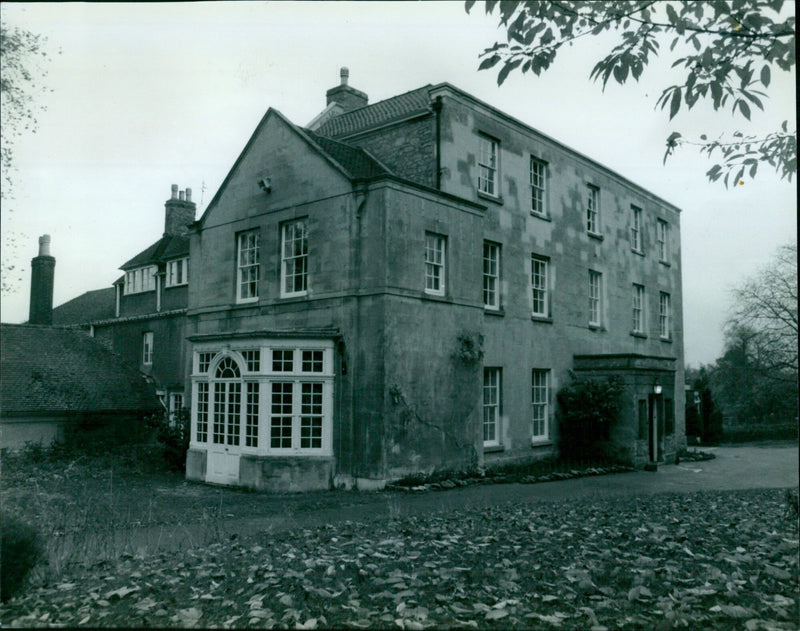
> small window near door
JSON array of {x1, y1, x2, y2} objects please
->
[
  {"x1": 665, "y1": 398, "x2": 675, "y2": 435},
  {"x1": 637, "y1": 399, "x2": 648, "y2": 439}
]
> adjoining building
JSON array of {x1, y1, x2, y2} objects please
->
[
  {"x1": 49, "y1": 186, "x2": 196, "y2": 419},
  {"x1": 183, "y1": 70, "x2": 685, "y2": 491},
  {"x1": 1, "y1": 236, "x2": 160, "y2": 450}
]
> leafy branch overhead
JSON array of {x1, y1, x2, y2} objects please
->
[{"x1": 467, "y1": 0, "x2": 796, "y2": 186}]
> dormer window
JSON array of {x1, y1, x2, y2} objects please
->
[
  {"x1": 166, "y1": 258, "x2": 188, "y2": 287},
  {"x1": 124, "y1": 265, "x2": 157, "y2": 295}
]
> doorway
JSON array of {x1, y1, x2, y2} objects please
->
[{"x1": 648, "y1": 394, "x2": 664, "y2": 462}]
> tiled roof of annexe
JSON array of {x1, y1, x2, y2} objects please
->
[
  {"x1": 121, "y1": 234, "x2": 190, "y2": 270},
  {"x1": 302, "y1": 129, "x2": 390, "y2": 180},
  {"x1": 314, "y1": 85, "x2": 433, "y2": 138},
  {"x1": 0, "y1": 324, "x2": 160, "y2": 416},
  {"x1": 52, "y1": 288, "x2": 116, "y2": 325}
]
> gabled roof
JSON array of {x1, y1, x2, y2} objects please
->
[
  {"x1": 314, "y1": 85, "x2": 433, "y2": 137},
  {"x1": 302, "y1": 129, "x2": 390, "y2": 179},
  {"x1": 121, "y1": 234, "x2": 190, "y2": 270},
  {"x1": 198, "y1": 108, "x2": 396, "y2": 227},
  {"x1": 52, "y1": 288, "x2": 115, "y2": 325},
  {"x1": 0, "y1": 324, "x2": 160, "y2": 416}
]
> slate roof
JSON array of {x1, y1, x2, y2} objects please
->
[
  {"x1": 313, "y1": 85, "x2": 433, "y2": 138},
  {"x1": 52, "y1": 288, "x2": 116, "y2": 325},
  {"x1": 0, "y1": 324, "x2": 160, "y2": 416},
  {"x1": 302, "y1": 129, "x2": 390, "y2": 179},
  {"x1": 121, "y1": 234, "x2": 190, "y2": 270}
]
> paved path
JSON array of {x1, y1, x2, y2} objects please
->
[{"x1": 67, "y1": 444, "x2": 798, "y2": 559}]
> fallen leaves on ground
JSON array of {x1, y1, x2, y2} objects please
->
[{"x1": 1, "y1": 488, "x2": 797, "y2": 629}]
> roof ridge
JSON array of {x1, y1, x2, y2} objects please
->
[{"x1": 336, "y1": 83, "x2": 433, "y2": 117}]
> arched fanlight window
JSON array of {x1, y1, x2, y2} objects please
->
[{"x1": 215, "y1": 356, "x2": 241, "y2": 379}]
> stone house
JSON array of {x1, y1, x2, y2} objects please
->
[{"x1": 183, "y1": 70, "x2": 685, "y2": 491}]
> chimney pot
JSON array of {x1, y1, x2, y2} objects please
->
[
  {"x1": 171, "y1": 184, "x2": 178, "y2": 199},
  {"x1": 340, "y1": 67, "x2": 349, "y2": 86},
  {"x1": 38, "y1": 234, "x2": 51, "y2": 257},
  {"x1": 179, "y1": 190, "x2": 185, "y2": 201},
  {"x1": 186, "y1": 187, "x2": 192, "y2": 202}
]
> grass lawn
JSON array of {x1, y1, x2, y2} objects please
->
[{"x1": 1, "y1": 454, "x2": 797, "y2": 629}]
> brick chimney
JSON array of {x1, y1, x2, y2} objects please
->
[
  {"x1": 29, "y1": 234, "x2": 55, "y2": 325},
  {"x1": 164, "y1": 184, "x2": 197, "y2": 236},
  {"x1": 326, "y1": 67, "x2": 368, "y2": 113}
]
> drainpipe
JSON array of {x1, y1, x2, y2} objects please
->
[
  {"x1": 432, "y1": 96, "x2": 443, "y2": 190},
  {"x1": 350, "y1": 181, "x2": 369, "y2": 486}
]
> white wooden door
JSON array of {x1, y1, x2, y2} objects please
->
[{"x1": 205, "y1": 381, "x2": 241, "y2": 485}]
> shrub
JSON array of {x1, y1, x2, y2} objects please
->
[
  {"x1": 557, "y1": 375, "x2": 623, "y2": 461},
  {"x1": 1, "y1": 514, "x2": 42, "y2": 602},
  {"x1": 156, "y1": 409, "x2": 190, "y2": 472}
]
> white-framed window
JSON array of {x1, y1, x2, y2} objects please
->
[
  {"x1": 483, "y1": 241, "x2": 500, "y2": 310},
  {"x1": 281, "y1": 219, "x2": 308, "y2": 297},
  {"x1": 659, "y1": 291, "x2": 672, "y2": 339},
  {"x1": 166, "y1": 258, "x2": 188, "y2": 287},
  {"x1": 237, "y1": 230, "x2": 260, "y2": 303},
  {"x1": 169, "y1": 393, "x2": 184, "y2": 423},
  {"x1": 124, "y1": 265, "x2": 157, "y2": 295},
  {"x1": 589, "y1": 270, "x2": 602, "y2": 326},
  {"x1": 142, "y1": 331, "x2": 154, "y2": 365},
  {"x1": 245, "y1": 382, "x2": 259, "y2": 448},
  {"x1": 191, "y1": 342, "x2": 334, "y2": 456},
  {"x1": 630, "y1": 206, "x2": 642, "y2": 252},
  {"x1": 632, "y1": 283, "x2": 646, "y2": 334},
  {"x1": 531, "y1": 254, "x2": 550, "y2": 317},
  {"x1": 212, "y1": 357, "x2": 242, "y2": 446},
  {"x1": 478, "y1": 135, "x2": 498, "y2": 196},
  {"x1": 657, "y1": 219, "x2": 669, "y2": 262},
  {"x1": 530, "y1": 157, "x2": 547, "y2": 216},
  {"x1": 424, "y1": 233, "x2": 446, "y2": 296},
  {"x1": 195, "y1": 382, "x2": 209, "y2": 443},
  {"x1": 586, "y1": 184, "x2": 600, "y2": 234},
  {"x1": 531, "y1": 369, "x2": 550, "y2": 442},
  {"x1": 483, "y1": 367, "x2": 501, "y2": 447}
]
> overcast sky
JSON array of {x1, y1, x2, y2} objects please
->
[{"x1": 1, "y1": 2, "x2": 795, "y2": 367}]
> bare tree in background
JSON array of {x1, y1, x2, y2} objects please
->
[{"x1": 727, "y1": 243, "x2": 797, "y2": 379}]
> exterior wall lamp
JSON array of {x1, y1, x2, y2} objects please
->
[
  {"x1": 653, "y1": 380, "x2": 662, "y2": 395},
  {"x1": 258, "y1": 177, "x2": 272, "y2": 194}
]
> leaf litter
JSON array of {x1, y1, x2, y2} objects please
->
[{"x1": 0, "y1": 487, "x2": 797, "y2": 629}]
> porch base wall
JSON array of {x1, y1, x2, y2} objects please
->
[
  {"x1": 185, "y1": 448, "x2": 207, "y2": 482},
  {"x1": 239, "y1": 455, "x2": 335, "y2": 492}
]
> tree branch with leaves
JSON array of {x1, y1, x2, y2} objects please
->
[
  {"x1": 0, "y1": 24, "x2": 54, "y2": 293},
  {"x1": 467, "y1": 0, "x2": 796, "y2": 186}
]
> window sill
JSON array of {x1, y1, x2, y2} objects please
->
[
  {"x1": 531, "y1": 440, "x2": 553, "y2": 448},
  {"x1": 277, "y1": 294, "x2": 310, "y2": 304},
  {"x1": 421, "y1": 292, "x2": 451, "y2": 303},
  {"x1": 164, "y1": 284, "x2": 188, "y2": 290},
  {"x1": 587, "y1": 231, "x2": 604, "y2": 242},
  {"x1": 659, "y1": 260, "x2": 671, "y2": 267},
  {"x1": 660, "y1": 336, "x2": 673, "y2": 343},
  {"x1": 530, "y1": 212, "x2": 551, "y2": 222},
  {"x1": 477, "y1": 190, "x2": 504, "y2": 205},
  {"x1": 484, "y1": 307, "x2": 505, "y2": 317},
  {"x1": 630, "y1": 331, "x2": 648, "y2": 339},
  {"x1": 531, "y1": 315, "x2": 553, "y2": 324},
  {"x1": 483, "y1": 444, "x2": 505, "y2": 453},
  {"x1": 632, "y1": 248, "x2": 645, "y2": 257},
  {"x1": 231, "y1": 301, "x2": 259, "y2": 311},
  {"x1": 588, "y1": 323, "x2": 606, "y2": 332}
]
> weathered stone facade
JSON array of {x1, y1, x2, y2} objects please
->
[{"x1": 182, "y1": 76, "x2": 685, "y2": 491}]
